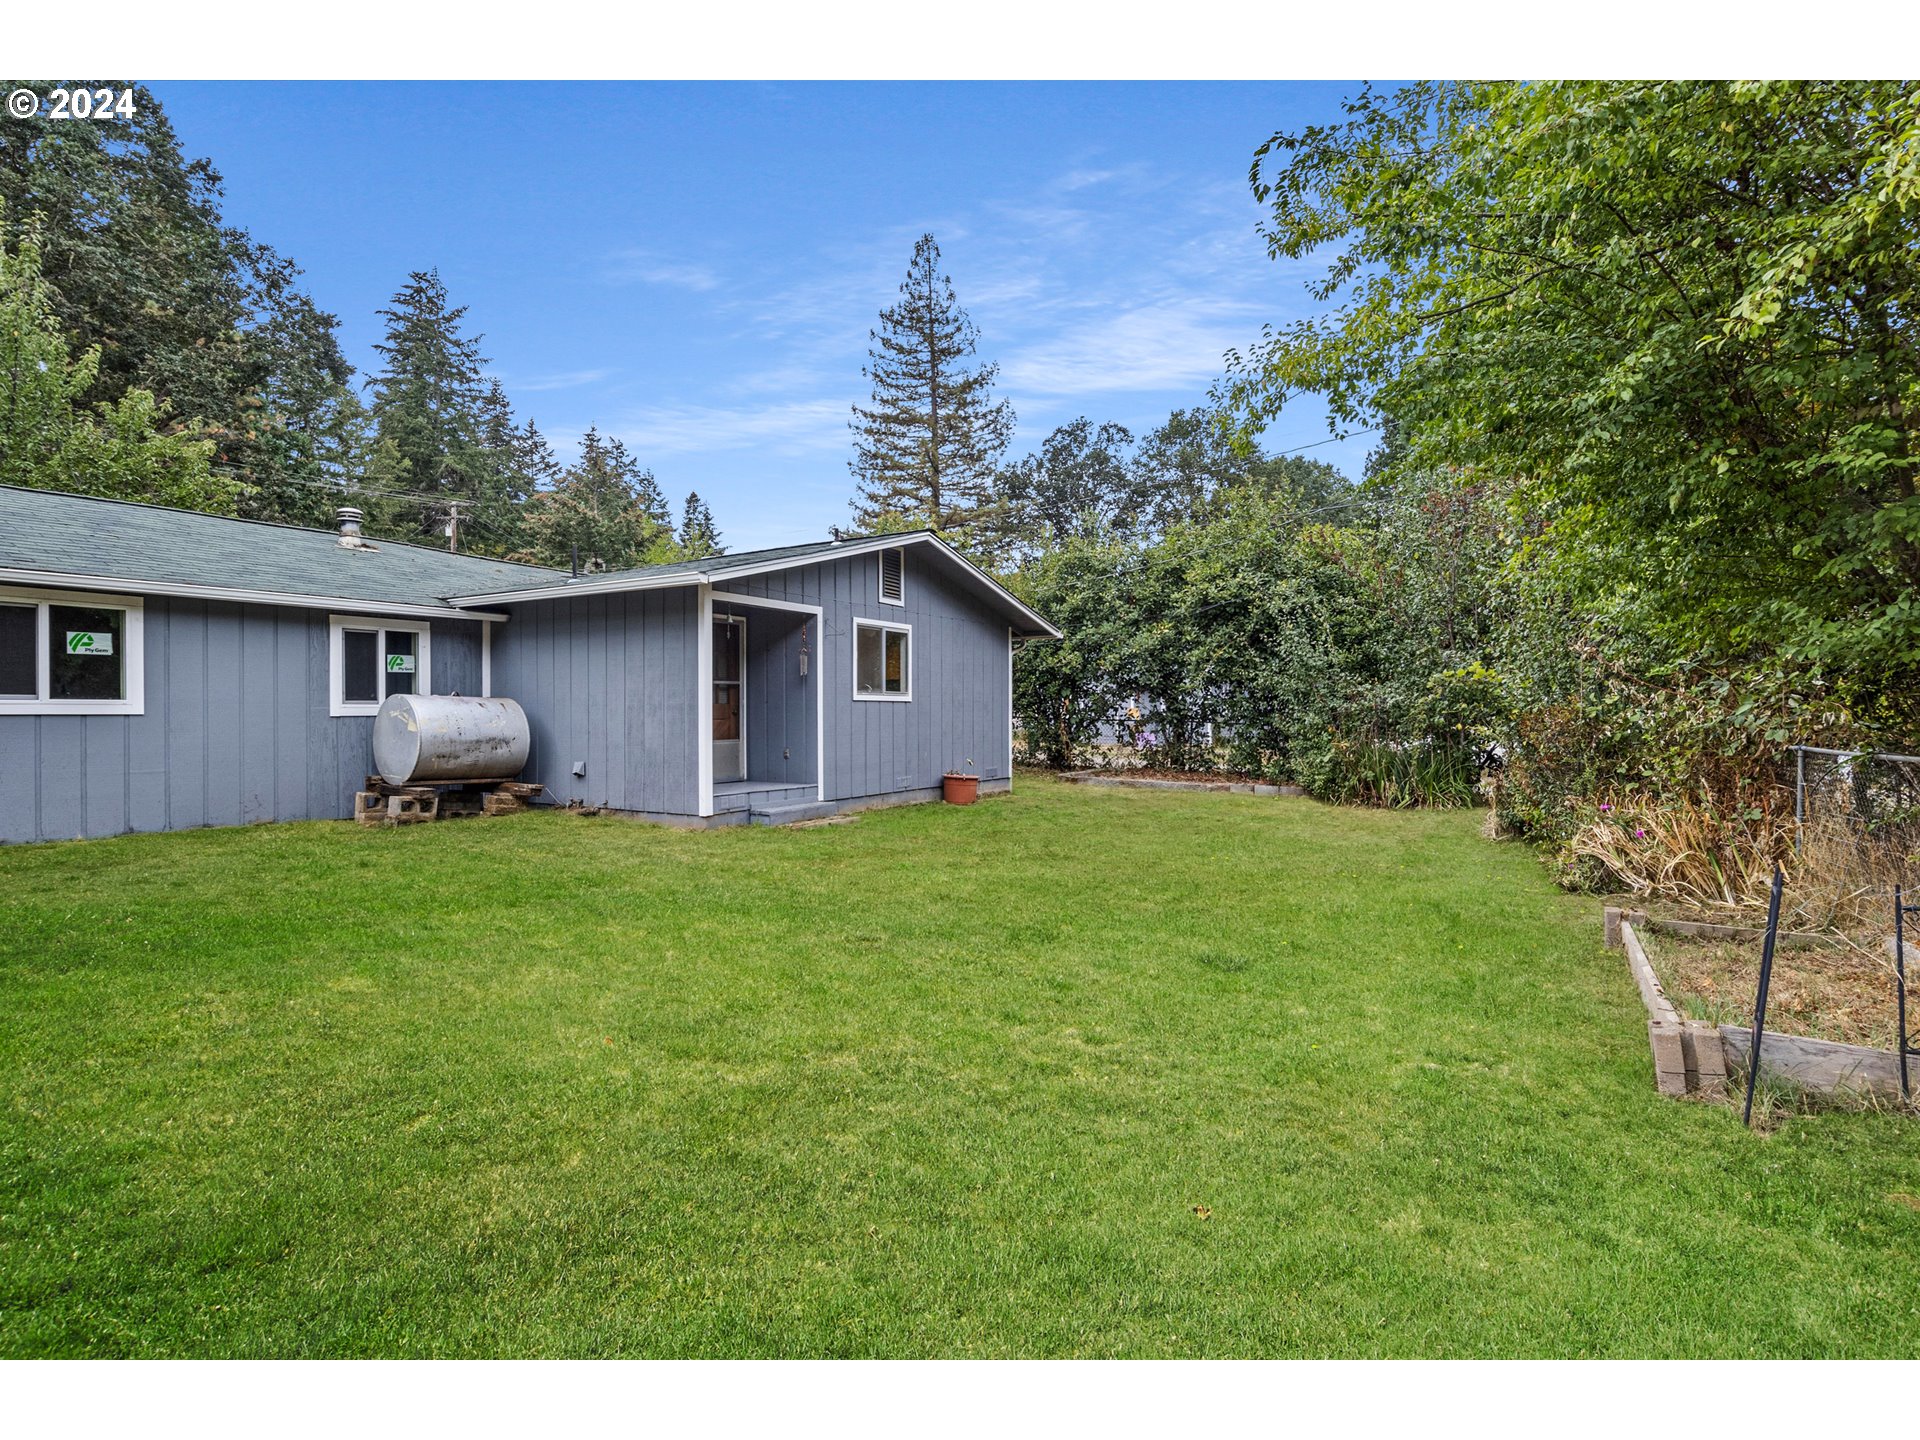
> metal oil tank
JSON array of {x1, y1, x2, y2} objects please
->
[{"x1": 372, "y1": 694, "x2": 531, "y2": 786}]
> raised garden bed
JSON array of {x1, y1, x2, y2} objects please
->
[
  {"x1": 1059, "y1": 768, "x2": 1304, "y2": 797},
  {"x1": 1604, "y1": 906, "x2": 1915, "y2": 1103}
]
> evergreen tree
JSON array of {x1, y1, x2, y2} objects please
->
[
  {"x1": 629, "y1": 461, "x2": 673, "y2": 533},
  {"x1": 678, "y1": 491, "x2": 722, "y2": 558},
  {"x1": 511, "y1": 417, "x2": 563, "y2": 493},
  {"x1": 849, "y1": 233, "x2": 1013, "y2": 543},
  {"x1": 520, "y1": 428, "x2": 676, "y2": 572},
  {"x1": 364, "y1": 269, "x2": 516, "y2": 548},
  {"x1": 247, "y1": 286, "x2": 370, "y2": 527}
]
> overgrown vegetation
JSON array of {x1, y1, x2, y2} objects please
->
[
  {"x1": 8, "y1": 779, "x2": 1920, "y2": 1357},
  {"x1": 1002, "y1": 81, "x2": 1920, "y2": 902}
]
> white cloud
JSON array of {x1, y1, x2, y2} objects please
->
[
  {"x1": 604, "y1": 250, "x2": 722, "y2": 291},
  {"x1": 999, "y1": 300, "x2": 1266, "y2": 398},
  {"x1": 608, "y1": 397, "x2": 849, "y2": 457},
  {"x1": 507, "y1": 367, "x2": 612, "y2": 393}
]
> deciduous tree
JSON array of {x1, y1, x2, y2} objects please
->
[{"x1": 1223, "y1": 80, "x2": 1920, "y2": 734}]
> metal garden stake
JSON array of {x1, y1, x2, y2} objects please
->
[
  {"x1": 1742, "y1": 865, "x2": 1786, "y2": 1129},
  {"x1": 1896, "y1": 885, "x2": 1918, "y2": 1101}
]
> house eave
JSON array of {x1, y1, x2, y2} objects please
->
[
  {"x1": 0, "y1": 567, "x2": 512, "y2": 623},
  {"x1": 444, "y1": 531, "x2": 1063, "y2": 639}
]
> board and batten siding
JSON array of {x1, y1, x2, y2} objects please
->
[
  {"x1": 716, "y1": 545, "x2": 1013, "y2": 805},
  {"x1": 488, "y1": 586, "x2": 701, "y2": 817},
  {"x1": 0, "y1": 595, "x2": 482, "y2": 844}
]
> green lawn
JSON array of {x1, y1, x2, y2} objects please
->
[{"x1": 4, "y1": 775, "x2": 1919, "y2": 1357}]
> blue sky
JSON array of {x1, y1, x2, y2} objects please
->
[{"x1": 158, "y1": 82, "x2": 1371, "y2": 550}]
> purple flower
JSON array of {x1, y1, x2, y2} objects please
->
[
  {"x1": 1598, "y1": 803, "x2": 1612, "y2": 813},
  {"x1": 1634, "y1": 828, "x2": 1647, "y2": 838}
]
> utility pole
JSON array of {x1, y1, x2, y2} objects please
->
[{"x1": 445, "y1": 501, "x2": 463, "y2": 553}]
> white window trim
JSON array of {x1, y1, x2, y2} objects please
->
[
  {"x1": 0, "y1": 584, "x2": 145, "y2": 716},
  {"x1": 329, "y1": 614, "x2": 431, "y2": 718},
  {"x1": 852, "y1": 617, "x2": 912, "y2": 702},
  {"x1": 877, "y1": 546, "x2": 906, "y2": 606}
]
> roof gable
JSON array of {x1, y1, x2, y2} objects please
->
[{"x1": 447, "y1": 531, "x2": 1061, "y2": 638}]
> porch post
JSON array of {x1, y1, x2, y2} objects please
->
[{"x1": 697, "y1": 582, "x2": 713, "y2": 817}]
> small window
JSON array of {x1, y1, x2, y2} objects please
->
[
  {"x1": 49, "y1": 605, "x2": 126, "y2": 700},
  {"x1": 0, "y1": 587, "x2": 144, "y2": 715},
  {"x1": 853, "y1": 619, "x2": 911, "y2": 701},
  {"x1": 878, "y1": 547, "x2": 905, "y2": 605},
  {"x1": 330, "y1": 615, "x2": 430, "y2": 717},
  {"x1": 342, "y1": 630, "x2": 379, "y2": 704},
  {"x1": 384, "y1": 631, "x2": 417, "y2": 698}
]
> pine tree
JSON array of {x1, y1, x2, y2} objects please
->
[
  {"x1": 849, "y1": 233, "x2": 1013, "y2": 543},
  {"x1": 629, "y1": 461, "x2": 673, "y2": 533},
  {"x1": 520, "y1": 427, "x2": 675, "y2": 571},
  {"x1": 247, "y1": 286, "x2": 369, "y2": 528},
  {"x1": 364, "y1": 269, "x2": 504, "y2": 546},
  {"x1": 678, "y1": 491, "x2": 722, "y2": 558},
  {"x1": 512, "y1": 418, "x2": 563, "y2": 494}
]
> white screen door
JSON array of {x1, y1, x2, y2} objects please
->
[{"x1": 712, "y1": 614, "x2": 745, "y2": 782}]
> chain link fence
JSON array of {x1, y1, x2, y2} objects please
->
[{"x1": 1786, "y1": 745, "x2": 1920, "y2": 937}]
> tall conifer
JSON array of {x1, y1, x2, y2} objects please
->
[{"x1": 848, "y1": 233, "x2": 1013, "y2": 542}]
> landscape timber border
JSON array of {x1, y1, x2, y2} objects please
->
[{"x1": 1058, "y1": 771, "x2": 1304, "y2": 797}]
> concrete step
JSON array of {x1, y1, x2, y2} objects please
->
[{"x1": 749, "y1": 801, "x2": 841, "y2": 826}]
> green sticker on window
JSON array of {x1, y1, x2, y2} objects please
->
[
  {"x1": 66, "y1": 631, "x2": 113, "y2": 656},
  {"x1": 386, "y1": 653, "x2": 415, "y2": 673}
]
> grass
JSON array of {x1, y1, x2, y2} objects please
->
[{"x1": 4, "y1": 774, "x2": 1920, "y2": 1357}]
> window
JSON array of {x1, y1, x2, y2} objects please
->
[
  {"x1": 853, "y1": 619, "x2": 911, "y2": 701},
  {"x1": 0, "y1": 587, "x2": 144, "y2": 715},
  {"x1": 878, "y1": 546, "x2": 905, "y2": 605},
  {"x1": 329, "y1": 615, "x2": 431, "y2": 717}
]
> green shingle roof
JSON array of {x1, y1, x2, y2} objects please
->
[
  {"x1": 0, "y1": 485, "x2": 564, "y2": 611},
  {"x1": 0, "y1": 488, "x2": 1060, "y2": 636}
]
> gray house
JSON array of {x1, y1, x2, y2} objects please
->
[{"x1": 0, "y1": 485, "x2": 1057, "y2": 844}]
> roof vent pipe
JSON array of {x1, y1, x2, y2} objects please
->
[{"x1": 337, "y1": 506, "x2": 367, "y2": 548}]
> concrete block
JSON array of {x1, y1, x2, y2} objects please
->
[
  {"x1": 1682, "y1": 1020, "x2": 1727, "y2": 1093},
  {"x1": 1603, "y1": 906, "x2": 1624, "y2": 948},
  {"x1": 387, "y1": 792, "x2": 436, "y2": 823},
  {"x1": 1650, "y1": 1020, "x2": 1690, "y2": 1096}
]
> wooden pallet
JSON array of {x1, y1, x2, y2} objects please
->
[{"x1": 356, "y1": 776, "x2": 544, "y2": 827}]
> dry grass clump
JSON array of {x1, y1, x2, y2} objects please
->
[
  {"x1": 1643, "y1": 932, "x2": 1904, "y2": 1051},
  {"x1": 1570, "y1": 787, "x2": 1915, "y2": 940}
]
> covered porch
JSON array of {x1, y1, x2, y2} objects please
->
[{"x1": 704, "y1": 591, "x2": 825, "y2": 821}]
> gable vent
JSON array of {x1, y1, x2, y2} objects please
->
[{"x1": 879, "y1": 547, "x2": 905, "y2": 604}]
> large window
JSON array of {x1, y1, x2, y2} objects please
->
[
  {"x1": 329, "y1": 615, "x2": 431, "y2": 717},
  {"x1": 0, "y1": 587, "x2": 144, "y2": 715},
  {"x1": 853, "y1": 619, "x2": 911, "y2": 701}
]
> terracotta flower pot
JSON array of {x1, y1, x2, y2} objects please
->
[{"x1": 942, "y1": 773, "x2": 980, "y2": 805}]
